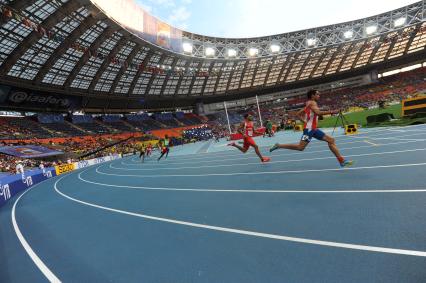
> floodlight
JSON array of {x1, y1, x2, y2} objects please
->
[
  {"x1": 394, "y1": 17, "x2": 406, "y2": 27},
  {"x1": 343, "y1": 30, "x2": 354, "y2": 39},
  {"x1": 205, "y1": 47, "x2": 215, "y2": 57},
  {"x1": 306, "y1": 38, "x2": 317, "y2": 47},
  {"x1": 182, "y1": 42, "x2": 193, "y2": 53},
  {"x1": 365, "y1": 25, "x2": 377, "y2": 35},
  {"x1": 227, "y1": 49, "x2": 237, "y2": 57},
  {"x1": 270, "y1": 44, "x2": 281, "y2": 53},
  {"x1": 248, "y1": 47, "x2": 259, "y2": 57}
]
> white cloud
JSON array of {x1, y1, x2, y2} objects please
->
[
  {"x1": 168, "y1": 6, "x2": 191, "y2": 29},
  {"x1": 221, "y1": 0, "x2": 418, "y2": 37}
]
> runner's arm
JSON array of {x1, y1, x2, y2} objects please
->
[{"x1": 310, "y1": 102, "x2": 339, "y2": 116}]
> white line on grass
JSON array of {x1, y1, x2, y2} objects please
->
[{"x1": 54, "y1": 175, "x2": 426, "y2": 257}]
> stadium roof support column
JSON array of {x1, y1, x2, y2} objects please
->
[
  {"x1": 128, "y1": 51, "x2": 154, "y2": 95},
  {"x1": 34, "y1": 14, "x2": 97, "y2": 83},
  {"x1": 296, "y1": 50, "x2": 314, "y2": 80},
  {"x1": 238, "y1": 60, "x2": 250, "y2": 89},
  {"x1": 0, "y1": 0, "x2": 37, "y2": 26},
  {"x1": 250, "y1": 58, "x2": 261, "y2": 87},
  {"x1": 336, "y1": 43, "x2": 356, "y2": 72},
  {"x1": 159, "y1": 57, "x2": 179, "y2": 96},
  {"x1": 88, "y1": 36, "x2": 129, "y2": 92},
  {"x1": 187, "y1": 61, "x2": 203, "y2": 96},
  {"x1": 309, "y1": 50, "x2": 328, "y2": 79},
  {"x1": 225, "y1": 61, "x2": 238, "y2": 92},
  {"x1": 276, "y1": 53, "x2": 295, "y2": 84},
  {"x1": 144, "y1": 54, "x2": 166, "y2": 95},
  {"x1": 110, "y1": 43, "x2": 139, "y2": 94},
  {"x1": 200, "y1": 61, "x2": 214, "y2": 96},
  {"x1": 213, "y1": 63, "x2": 226, "y2": 94},
  {"x1": 263, "y1": 57, "x2": 277, "y2": 86},
  {"x1": 282, "y1": 53, "x2": 301, "y2": 82},
  {"x1": 366, "y1": 35, "x2": 387, "y2": 65},
  {"x1": 64, "y1": 26, "x2": 116, "y2": 88},
  {"x1": 174, "y1": 60, "x2": 192, "y2": 96},
  {"x1": 384, "y1": 30, "x2": 405, "y2": 61},
  {"x1": 350, "y1": 39, "x2": 369, "y2": 69},
  {"x1": 0, "y1": 0, "x2": 80, "y2": 76},
  {"x1": 322, "y1": 44, "x2": 345, "y2": 76},
  {"x1": 403, "y1": 24, "x2": 422, "y2": 55}
]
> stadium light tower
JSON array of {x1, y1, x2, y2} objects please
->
[
  {"x1": 183, "y1": 42, "x2": 193, "y2": 53},
  {"x1": 205, "y1": 47, "x2": 215, "y2": 57},
  {"x1": 343, "y1": 30, "x2": 354, "y2": 39},
  {"x1": 394, "y1": 17, "x2": 406, "y2": 27},
  {"x1": 227, "y1": 48, "x2": 237, "y2": 57},
  {"x1": 365, "y1": 25, "x2": 378, "y2": 35},
  {"x1": 248, "y1": 47, "x2": 259, "y2": 57},
  {"x1": 270, "y1": 44, "x2": 281, "y2": 53},
  {"x1": 306, "y1": 38, "x2": 317, "y2": 47}
]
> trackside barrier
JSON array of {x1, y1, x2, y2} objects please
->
[
  {"x1": 0, "y1": 168, "x2": 56, "y2": 208},
  {"x1": 0, "y1": 154, "x2": 121, "y2": 208}
]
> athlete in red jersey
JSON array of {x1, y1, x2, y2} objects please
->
[
  {"x1": 146, "y1": 143, "x2": 153, "y2": 156},
  {"x1": 269, "y1": 89, "x2": 353, "y2": 167},
  {"x1": 228, "y1": 114, "x2": 270, "y2": 163}
]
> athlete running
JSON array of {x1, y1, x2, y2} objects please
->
[
  {"x1": 228, "y1": 114, "x2": 271, "y2": 163},
  {"x1": 157, "y1": 135, "x2": 170, "y2": 161},
  {"x1": 269, "y1": 89, "x2": 353, "y2": 167},
  {"x1": 139, "y1": 145, "x2": 146, "y2": 163}
]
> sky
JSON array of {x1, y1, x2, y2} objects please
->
[{"x1": 136, "y1": 0, "x2": 419, "y2": 38}]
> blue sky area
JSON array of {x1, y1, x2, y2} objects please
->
[{"x1": 136, "y1": 0, "x2": 418, "y2": 38}]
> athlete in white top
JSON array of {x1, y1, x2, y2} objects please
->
[{"x1": 270, "y1": 89, "x2": 353, "y2": 167}]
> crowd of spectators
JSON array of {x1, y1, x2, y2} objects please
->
[{"x1": 182, "y1": 125, "x2": 214, "y2": 142}]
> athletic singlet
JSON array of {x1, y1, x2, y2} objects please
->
[
  {"x1": 303, "y1": 102, "x2": 318, "y2": 130},
  {"x1": 244, "y1": 121, "x2": 254, "y2": 137},
  {"x1": 163, "y1": 139, "x2": 169, "y2": 147}
]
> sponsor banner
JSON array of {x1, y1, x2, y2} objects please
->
[
  {"x1": 55, "y1": 164, "x2": 75, "y2": 175},
  {"x1": 74, "y1": 154, "x2": 120, "y2": 169},
  {"x1": 0, "y1": 145, "x2": 63, "y2": 158},
  {"x1": 0, "y1": 85, "x2": 81, "y2": 110},
  {"x1": 0, "y1": 154, "x2": 122, "y2": 208},
  {"x1": 0, "y1": 168, "x2": 56, "y2": 208}
]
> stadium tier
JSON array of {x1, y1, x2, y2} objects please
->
[{"x1": 0, "y1": 1, "x2": 425, "y2": 111}]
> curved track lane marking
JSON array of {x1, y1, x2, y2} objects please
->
[
  {"x1": 121, "y1": 127, "x2": 426, "y2": 164},
  {"x1": 96, "y1": 162, "x2": 426, "y2": 178},
  {"x1": 120, "y1": 139, "x2": 425, "y2": 167},
  {"x1": 54, "y1": 173, "x2": 426, "y2": 257},
  {"x1": 78, "y1": 169, "x2": 426, "y2": 193},
  {"x1": 111, "y1": 148, "x2": 426, "y2": 171},
  {"x1": 11, "y1": 182, "x2": 61, "y2": 283}
]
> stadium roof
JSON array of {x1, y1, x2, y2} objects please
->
[{"x1": 0, "y1": 0, "x2": 425, "y2": 111}]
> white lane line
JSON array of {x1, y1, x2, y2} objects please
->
[
  {"x1": 78, "y1": 170, "x2": 426, "y2": 194},
  {"x1": 11, "y1": 183, "x2": 61, "y2": 283},
  {"x1": 119, "y1": 139, "x2": 425, "y2": 167},
  {"x1": 96, "y1": 162, "x2": 426, "y2": 178},
  {"x1": 110, "y1": 148, "x2": 426, "y2": 171},
  {"x1": 120, "y1": 126, "x2": 426, "y2": 164},
  {"x1": 364, "y1": 140, "x2": 380, "y2": 146},
  {"x1": 54, "y1": 176, "x2": 426, "y2": 257}
]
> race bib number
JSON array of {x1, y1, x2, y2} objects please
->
[{"x1": 247, "y1": 130, "x2": 253, "y2": 137}]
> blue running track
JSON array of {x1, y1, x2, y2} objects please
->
[{"x1": 1, "y1": 124, "x2": 426, "y2": 282}]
